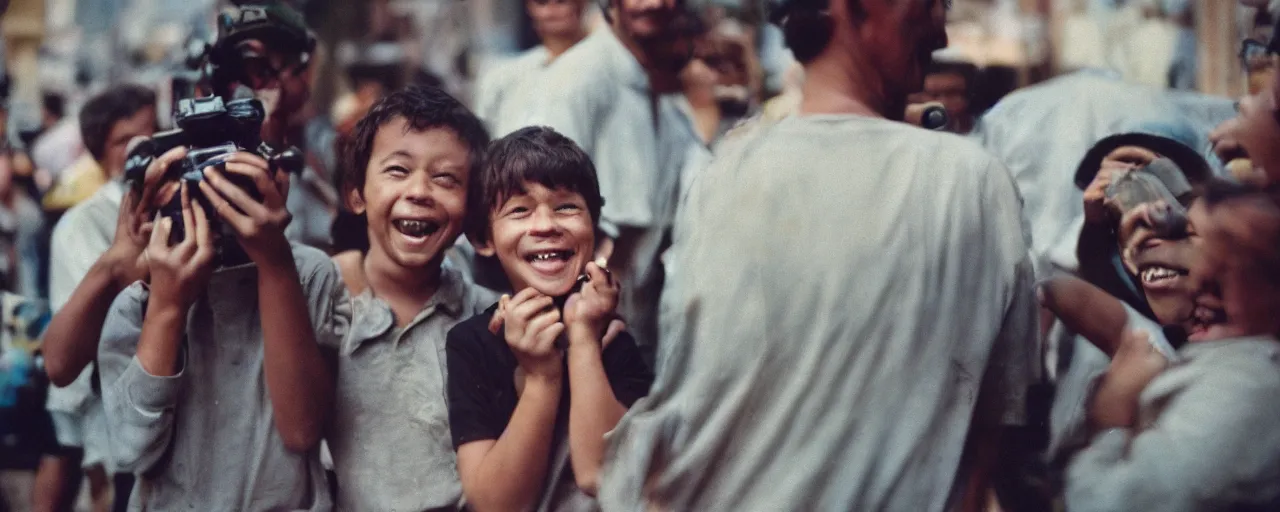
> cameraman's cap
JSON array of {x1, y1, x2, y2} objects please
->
[
  {"x1": 209, "y1": 3, "x2": 317, "y2": 66},
  {"x1": 1073, "y1": 119, "x2": 1214, "y2": 192}
]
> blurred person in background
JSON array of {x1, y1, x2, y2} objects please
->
[
  {"x1": 681, "y1": 8, "x2": 761, "y2": 145},
  {"x1": 472, "y1": 0, "x2": 592, "y2": 137},
  {"x1": 36, "y1": 83, "x2": 156, "y2": 512},
  {"x1": 906, "y1": 59, "x2": 978, "y2": 134},
  {"x1": 522, "y1": 0, "x2": 702, "y2": 358}
]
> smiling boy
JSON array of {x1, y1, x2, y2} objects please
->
[
  {"x1": 445, "y1": 126, "x2": 653, "y2": 512},
  {"x1": 326, "y1": 86, "x2": 496, "y2": 511}
]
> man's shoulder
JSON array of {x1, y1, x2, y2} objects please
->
[
  {"x1": 540, "y1": 34, "x2": 621, "y2": 100},
  {"x1": 53, "y1": 185, "x2": 120, "y2": 237}
]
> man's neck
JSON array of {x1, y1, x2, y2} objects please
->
[
  {"x1": 799, "y1": 38, "x2": 892, "y2": 118},
  {"x1": 610, "y1": 24, "x2": 682, "y2": 95},
  {"x1": 544, "y1": 31, "x2": 586, "y2": 60}
]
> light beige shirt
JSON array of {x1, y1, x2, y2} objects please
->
[{"x1": 601, "y1": 114, "x2": 1038, "y2": 511}]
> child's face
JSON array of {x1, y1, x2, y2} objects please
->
[
  {"x1": 1119, "y1": 203, "x2": 1225, "y2": 341},
  {"x1": 351, "y1": 119, "x2": 470, "y2": 272},
  {"x1": 476, "y1": 182, "x2": 594, "y2": 297}
]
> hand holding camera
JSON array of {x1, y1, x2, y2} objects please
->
[
  {"x1": 103, "y1": 145, "x2": 185, "y2": 289},
  {"x1": 147, "y1": 183, "x2": 217, "y2": 312},
  {"x1": 198, "y1": 151, "x2": 294, "y2": 267}
]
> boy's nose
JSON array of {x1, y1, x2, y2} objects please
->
[
  {"x1": 528, "y1": 207, "x2": 560, "y2": 235},
  {"x1": 403, "y1": 174, "x2": 436, "y2": 206}
]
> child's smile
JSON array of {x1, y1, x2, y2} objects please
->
[
  {"x1": 479, "y1": 183, "x2": 594, "y2": 298},
  {"x1": 353, "y1": 119, "x2": 470, "y2": 271}
]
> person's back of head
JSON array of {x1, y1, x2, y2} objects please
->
[
  {"x1": 78, "y1": 84, "x2": 156, "y2": 179},
  {"x1": 774, "y1": 0, "x2": 949, "y2": 118}
]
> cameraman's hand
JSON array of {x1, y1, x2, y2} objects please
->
[
  {"x1": 146, "y1": 184, "x2": 215, "y2": 311},
  {"x1": 199, "y1": 151, "x2": 293, "y2": 266},
  {"x1": 103, "y1": 145, "x2": 185, "y2": 288},
  {"x1": 501, "y1": 288, "x2": 565, "y2": 382}
]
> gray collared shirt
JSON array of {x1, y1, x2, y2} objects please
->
[
  {"x1": 327, "y1": 264, "x2": 497, "y2": 512},
  {"x1": 99, "y1": 244, "x2": 350, "y2": 512}
]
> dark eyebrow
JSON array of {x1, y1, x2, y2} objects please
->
[{"x1": 379, "y1": 150, "x2": 414, "y2": 164}]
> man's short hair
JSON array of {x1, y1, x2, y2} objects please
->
[
  {"x1": 78, "y1": 84, "x2": 156, "y2": 163},
  {"x1": 466, "y1": 126, "x2": 604, "y2": 245},
  {"x1": 341, "y1": 85, "x2": 490, "y2": 198}
]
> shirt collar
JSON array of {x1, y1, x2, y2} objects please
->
[
  {"x1": 346, "y1": 264, "x2": 470, "y2": 350},
  {"x1": 595, "y1": 29, "x2": 649, "y2": 93}
]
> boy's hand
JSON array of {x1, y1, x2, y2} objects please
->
[
  {"x1": 500, "y1": 288, "x2": 565, "y2": 381},
  {"x1": 563, "y1": 260, "x2": 620, "y2": 345},
  {"x1": 1090, "y1": 330, "x2": 1169, "y2": 430},
  {"x1": 146, "y1": 183, "x2": 216, "y2": 311},
  {"x1": 103, "y1": 145, "x2": 184, "y2": 288},
  {"x1": 198, "y1": 151, "x2": 293, "y2": 266}
]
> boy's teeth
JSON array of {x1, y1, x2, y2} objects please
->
[
  {"x1": 1142, "y1": 266, "x2": 1180, "y2": 283},
  {"x1": 395, "y1": 220, "x2": 436, "y2": 237}
]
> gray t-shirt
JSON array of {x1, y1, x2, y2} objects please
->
[
  {"x1": 599, "y1": 115, "x2": 1039, "y2": 511},
  {"x1": 328, "y1": 264, "x2": 496, "y2": 511},
  {"x1": 99, "y1": 245, "x2": 350, "y2": 511}
]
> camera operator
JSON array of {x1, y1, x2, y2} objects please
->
[
  {"x1": 597, "y1": 0, "x2": 1037, "y2": 510},
  {"x1": 200, "y1": 3, "x2": 336, "y2": 250},
  {"x1": 37, "y1": 4, "x2": 346, "y2": 510}
]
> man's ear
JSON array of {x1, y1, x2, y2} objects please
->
[{"x1": 345, "y1": 186, "x2": 365, "y2": 215}]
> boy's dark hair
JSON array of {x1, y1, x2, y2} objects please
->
[
  {"x1": 342, "y1": 85, "x2": 490, "y2": 198},
  {"x1": 466, "y1": 126, "x2": 604, "y2": 244},
  {"x1": 78, "y1": 84, "x2": 156, "y2": 163}
]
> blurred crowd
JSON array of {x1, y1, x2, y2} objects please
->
[{"x1": 0, "y1": 0, "x2": 1276, "y2": 511}]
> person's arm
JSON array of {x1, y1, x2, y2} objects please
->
[
  {"x1": 961, "y1": 160, "x2": 1043, "y2": 511},
  {"x1": 101, "y1": 188, "x2": 214, "y2": 473},
  {"x1": 98, "y1": 285, "x2": 183, "y2": 473},
  {"x1": 1065, "y1": 352, "x2": 1280, "y2": 512},
  {"x1": 1038, "y1": 275, "x2": 1130, "y2": 357},
  {"x1": 199, "y1": 152, "x2": 333, "y2": 452},
  {"x1": 44, "y1": 257, "x2": 127, "y2": 386},
  {"x1": 449, "y1": 290, "x2": 566, "y2": 512},
  {"x1": 561, "y1": 262, "x2": 639, "y2": 495}
]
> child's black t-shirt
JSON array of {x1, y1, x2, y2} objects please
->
[{"x1": 445, "y1": 303, "x2": 654, "y2": 450}]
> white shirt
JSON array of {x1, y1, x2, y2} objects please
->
[
  {"x1": 473, "y1": 45, "x2": 552, "y2": 138},
  {"x1": 45, "y1": 180, "x2": 124, "y2": 414},
  {"x1": 599, "y1": 115, "x2": 1039, "y2": 511}
]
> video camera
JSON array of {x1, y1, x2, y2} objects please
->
[
  {"x1": 122, "y1": 96, "x2": 303, "y2": 266},
  {"x1": 122, "y1": 3, "x2": 314, "y2": 267}
]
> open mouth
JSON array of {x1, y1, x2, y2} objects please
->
[
  {"x1": 1139, "y1": 264, "x2": 1188, "y2": 285},
  {"x1": 393, "y1": 219, "x2": 440, "y2": 239},
  {"x1": 524, "y1": 249, "x2": 575, "y2": 275}
]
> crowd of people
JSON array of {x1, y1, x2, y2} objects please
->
[{"x1": 0, "y1": 0, "x2": 1279, "y2": 511}]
